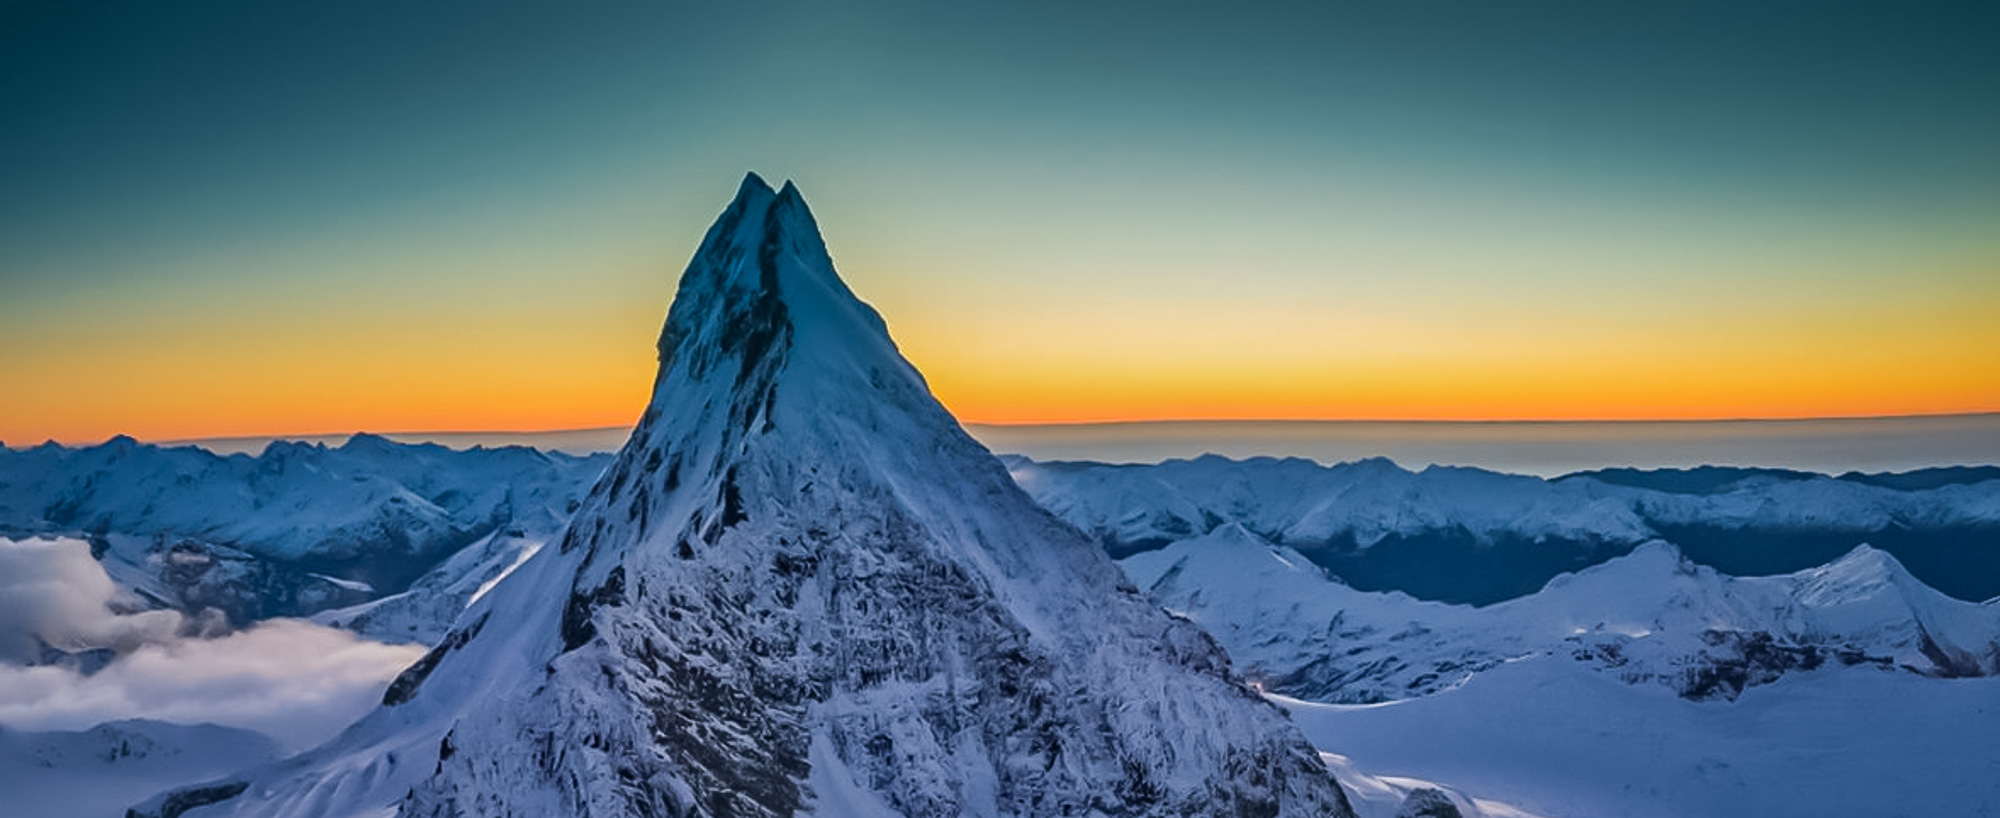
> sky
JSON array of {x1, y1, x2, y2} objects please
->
[{"x1": 3, "y1": 0, "x2": 1997, "y2": 444}]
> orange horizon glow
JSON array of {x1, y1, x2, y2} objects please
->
[
  {"x1": 6, "y1": 177, "x2": 1997, "y2": 448},
  {"x1": 7, "y1": 3, "x2": 2000, "y2": 454},
  {"x1": 8, "y1": 354, "x2": 1997, "y2": 448},
  {"x1": 8, "y1": 286, "x2": 1997, "y2": 447}
]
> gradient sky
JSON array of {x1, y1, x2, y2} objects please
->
[{"x1": 3, "y1": 0, "x2": 1997, "y2": 444}]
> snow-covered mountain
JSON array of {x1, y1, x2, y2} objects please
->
[
  {"x1": 0, "y1": 720, "x2": 280, "y2": 818},
  {"x1": 1009, "y1": 455, "x2": 2000, "y2": 604},
  {"x1": 1120, "y1": 524, "x2": 2000, "y2": 704},
  {"x1": 0, "y1": 436, "x2": 608, "y2": 625},
  {"x1": 141, "y1": 174, "x2": 1355, "y2": 818}
]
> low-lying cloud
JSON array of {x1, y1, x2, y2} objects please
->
[
  {"x1": 0, "y1": 536, "x2": 181, "y2": 661},
  {"x1": 0, "y1": 537, "x2": 426, "y2": 752}
]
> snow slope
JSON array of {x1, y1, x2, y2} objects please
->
[
  {"x1": 150, "y1": 174, "x2": 1354, "y2": 818},
  {"x1": 1122, "y1": 525, "x2": 2000, "y2": 703},
  {"x1": 310, "y1": 522, "x2": 553, "y2": 644},
  {"x1": 1277, "y1": 659, "x2": 2000, "y2": 818},
  {"x1": 0, "y1": 720, "x2": 280, "y2": 818}
]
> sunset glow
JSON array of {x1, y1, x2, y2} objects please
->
[{"x1": 3, "y1": 1, "x2": 1996, "y2": 444}]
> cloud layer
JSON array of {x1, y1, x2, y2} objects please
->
[
  {"x1": 0, "y1": 536, "x2": 181, "y2": 661},
  {"x1": 0, "y1": 537, "x2": 426, "y2": 751}
]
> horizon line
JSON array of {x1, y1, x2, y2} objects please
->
[
  {"x1": 963, "y1": 410, "x2": 2000, "y2": 429},
  {"x1": 6, "y1": 408, "x2": 1959, "y2": 450}
]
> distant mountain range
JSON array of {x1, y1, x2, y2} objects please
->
[
  {"x1": 136, "y1": 411, "x2": 2000, "y2": 479},
  {"x1": 1008, "y1": 455, "x2": 2000, "y2": 604},
  {"x1": 0, "y1": 434, "x2": 607, "y2": 630},
  {"x1": 7, "y1": 428, "x2": 1999, "y2": 658}
]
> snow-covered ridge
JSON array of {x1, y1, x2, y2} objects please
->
[
  {"x1": 0, "y1": 434, "x2": 609, "y2": 624},
  {"x1": 1121, "y1": 524, "x2": 2000, "y2": 704},
  {"x1": 1010, "y1": 455, "x2": 2000, "y2": 604}
]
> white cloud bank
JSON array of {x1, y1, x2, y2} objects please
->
[
  {"x1": 0, "y1": 535, "x2": 182, "y2": 661},
  {"x1": 0, "y1": 537, "x2": 426, "y2": 752}
]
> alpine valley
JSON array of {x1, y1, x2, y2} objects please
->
[{"x1": 2, "y1": 177, "x2": 1996, "y2": 818}]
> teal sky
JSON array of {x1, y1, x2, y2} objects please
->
[{"x1": 3, "y1": 1, "x2": 1997, "y2": 442}]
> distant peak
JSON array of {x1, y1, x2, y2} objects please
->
[
  {"x1": 343, "y1": 432, "x2": 393, "y2": 449},
  {"x1": 1824, "y1": 543, "x2": 1907, "y2": 579}
]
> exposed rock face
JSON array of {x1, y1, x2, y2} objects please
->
[
  {"x1": 1393, "y1": 788, "x2": 1463, "y2": 818},
  {"x1": 178, "y1": 175, "x2": 1354, "y2": 818}
]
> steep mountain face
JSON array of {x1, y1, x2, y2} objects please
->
[
  {"x1": 161, "y1": 175, "x2": 1353, "y2": 818},
  {"x1": 0, "y1": 436, "x2": 607, "y2": 624},
  {"x1": 1008, "y1": 456, "x2": 2000, "y2": 604},
  {"x1": 1120, "y1": 526, "x2": 2000, "y2": 704}
]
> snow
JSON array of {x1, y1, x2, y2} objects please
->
[
  {"x1": 1319, "y1": 753, "x2": 1550, "y2": 818},
  {"x1": 1014, "y1": 454, "x2": 2000, "y2": 604},
  {"x1": 466, "y1": 540, "x2": 541, "y2": 606},
  {"x1": 0, "y1": 433, "x2": 609, "y2": 623},
  {"x1": 1277, "y1": 659, "x2": 2000, "y2": 818},
  {"x1": 0, "y1": 720, "x2": 281, "y2": 818},
  {"x1": 311, "y1": 528, "x2": 552, "y2": 644},
  {"x1": 800, "y1": 729, "x2": 912, "y2": 818},
  {"x1": 309, "y1": 574, "x2": 375, "y2": 593},
  {"x1": 1119, "y1": 527, "x2": 2000, "y2": 704}
]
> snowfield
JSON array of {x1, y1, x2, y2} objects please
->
[
  {"x1": 0, "y1": 720, "x2": 281, "y2": 818},
  {"x1": 1277, "y1": 658, "x2": 2000, "y2": 818}
]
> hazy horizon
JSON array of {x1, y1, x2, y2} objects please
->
[{"x1": 119, "y1": 412, "x2": 2000, "y2": 478}]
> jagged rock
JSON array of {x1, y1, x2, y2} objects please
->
[{"x1": 1393, "y1": 787, "x2": 1463, "y2": 818}]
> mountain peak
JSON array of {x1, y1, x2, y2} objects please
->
[
  {"x1": 1794, "y1": 543, "x2": 1919, "y2": 606},
  {"x1": 640, "y1": 176, "x2": 913, "y2": 474},
  {"x1": 183, "y1": 177, "x2": 1355, "y2": 818},
  {"x1": 737, "y1": 169, "x2": 774, "y2": 195}
]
